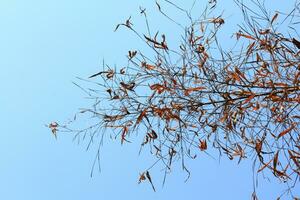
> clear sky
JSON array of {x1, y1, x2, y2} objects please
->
[{"x1": 0, "y1": 0, "x2": 299, "y2": 199}]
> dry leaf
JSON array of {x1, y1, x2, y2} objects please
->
[
  {"x1": 277, "y1": 124, "x2": 295, "y2": 139},
  {"x1": 199, "y1": 139, "x2": 207, "y2": 151}
]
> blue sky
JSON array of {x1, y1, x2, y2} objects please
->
[{"x1": 0, "y1": 0, "x2": 299, "y2": 199}]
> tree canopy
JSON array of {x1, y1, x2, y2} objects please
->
[{"x1": 50, "y1": 0, "x2": 300, "y2": 199}]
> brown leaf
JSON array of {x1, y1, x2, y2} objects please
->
[
  {"x1": 253, "y1": 102, "x2": 260, "y2": 111},
  {"x1": 103, "y1": 114, "x2": 124, "y2": 122},
  {"x1": 255, "y1": 139, "x2": 262, "y2": 154},
  {"x1": 211, "y1": 17, "x2": 225, "y2": 25},
  {"x1": 236, "y1": 32, "x2": 256, "y2": 40},
  {"x1": 146, "y1": 64, "x2": 155, "y2": 70},
  {"x1": 148, "y1": 130, "x2": 158, "y2": 140},
  {"x1": 273, "y1": 83, "x2": 288, "y2": 87},
  {"x1": 138, "y1": 173, "x2": 146, "y2": 184},
  {"x1": 277, "y1": 124, "x2": 295, "y2": 139},
  {"x1": 246, "y1": 42, "x2": 256, "y2": 55},
  {"x1": 257, "y1": 159, "x2": 273, "y2": 173},
  {"x1": 121, "y1": 126, "x2": 129, "y2": 144},
  {"x1": 273, "y1": 151, "x2": 279, "y2": 174},
  {"x1": 106, "y1": 70, "x2": 114, "y2": 79},
  {"x1": 271, "y1": 13, "x2": 279, "y2": 24},
  {"x1": 199, "y1": 139, "x2": 207, "y2": 151},
  {"x1": 258, "y1": 29, "x2": 270, "y2": 35},
  {"x1": 120, "y1": 82, "x2": 135, "y2": 91},
  {"x1": 144, "y1": 35, "x2": 160, "y2": 45},
  {"x1": 288, "y1": 150, "x2": 300, "y2": 168},
  {"x1": 243, "y1": 94, "x2": 256, "y2": 104},
  {"x1": 150, "y1": 84, "x2": 166, "y2": 94},
  {"x1": 184, "y1": 87, "x2": 206, "y2": 96},
  {"x1": 235, "y1": 67, "x2": 247, "y2": 81},
  {"x1": 136, "y1": 109, "x2": 147, "y2": 125}
]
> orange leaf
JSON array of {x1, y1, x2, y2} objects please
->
[
  {"x1": 246, "y1": 42, "x2": 256, "y2": 55},
  {"x1": 288, "y1": 150, "x2": 300, "y2": 168},
  {"x1": 184, "y1": 87, "x2": 206, "y2": 96},
  {"x1": 253, "y1": 102, "x2": 260, "y2": 111},
  {"x1": 235, "y1": 67, "x2": 247, "y2": 81},
  {"x1": 141, "y1": 62, "x2": 156, "y2": 70},
  {"x1": 231, "y1": 72, "x2": 241, "y2": 83},
  {"x1": 146, "y1": 64, "x2": 155, "y2": 70},
  {"x1": 136, "y1": 110, "x2": 147, "y2": 125},
  {"x1": 258, "y1": 159, "x2": 273, "y2": 173},
  {"x1": 171, "y1": 78, "x2": 177, "y2": 86},
  {"x1": 243, "y1": 94, "x2": 256, "y2": 104},
  {"x1": 277, "y1": 125, "x2": 295, "y2": 139},
  {"x1": 219, "y1": 113, "x2": 228, "y2": 123},
  {"x1": 236, "y1": 32, "x2": 256, "y2": 40},
  {"x1": 150, "y1": 84, "x2": 166, "y2": 94}
]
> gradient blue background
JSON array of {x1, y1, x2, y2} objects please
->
[{"x1": 0, "y1": 0, "x2": 299, "y2": 199}]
